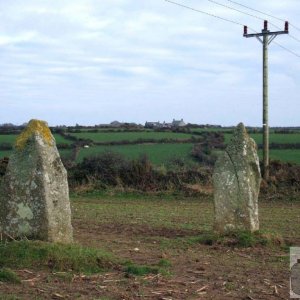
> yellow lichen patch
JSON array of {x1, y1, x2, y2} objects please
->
[{"x1": 15, "y1": 119, "x2": 54, "y2": 150}]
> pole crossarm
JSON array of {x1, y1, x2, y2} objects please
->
[{"x1": 244, "y1": 30, "x2": 288, "y2": 38}]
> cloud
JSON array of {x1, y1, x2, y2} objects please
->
[{"x1": 0, "y1": 0, "x2": 299, "y2": 126}]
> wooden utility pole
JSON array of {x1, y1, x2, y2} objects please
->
[{"x1": 243, "y1": 20, "x2": 289, "y2": 180}]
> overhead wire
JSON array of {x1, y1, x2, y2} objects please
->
[
  {"x1": 207, "y1": 0, "x2": 300, "y2": 44},
  {"x1": 273, "y1": 41, "x2": 300, "y2": 58},
  {"x1": 226, "y1": 0, "x2": 300, "y2": 32},
  {"x1": 208, "y1": 0, "x2": 273, "y2": 24},
  {"x1": 164, "y1": 0, "x2": 300, "y2": 59},
  {"x1": 164, "y1": 0, "x2": 244, "y2": 26}
]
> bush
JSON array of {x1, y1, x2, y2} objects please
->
[
  {"x1": 68, "y1": 152, "x2": 212, "y2": 192},
  {"x1": 191, "y1": 144, "x2": 217, "y2": 166},
  {"x1": 72, "y1": 151, "x2": 126, "y2": 186},
  {"x1": 0, "y1": 157, "x2": 9, "y2": 177},
  {"x1": 0, "y1": 143, "x2": 12, "y2": 151}
]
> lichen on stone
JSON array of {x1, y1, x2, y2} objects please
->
[{"x1": 15, "y1": 119, "x2": 54, "y2": 150}]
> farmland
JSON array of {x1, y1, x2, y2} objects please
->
[
  {"x1": 77, "y1": 143, "x2": 195, "y2": 164},
  {"x1": 0, "y1": 193, "x2": 299, "y2": 299},
  {"x1": 225, "y1": 132, "x2": 300, "y2": 145},
  {"x1": 68, "y1": 131, "x2": 195, "y2": 142},
  {"x1": 1, "y1": 126, "x2": 300, "y2": 299},
  {"x1": 1, "y1": 128, "x2": 300, "y2": 165},
  {"x1": 0, "y1": 133, "x2": 72, "y2": 145}
]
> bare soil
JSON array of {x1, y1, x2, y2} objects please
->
[{"x1": 0, "y1": 195, "x2": 297, "y2": 300}]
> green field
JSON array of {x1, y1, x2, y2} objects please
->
[
  {"x1": 0, "y1": 150, "x2": 11, "y2": 158},
  {"x1": 73, "y1": 193, "x2": 300, "y2": 240},
  {"x1": 69, "y1": 131, "x2": 194, "y2": 142},
  {"x1": 225, "y1": 133, "x2": 300, "y2": 144},
  {"x1": 0, "y1": 134, "x2": 72, "y2": 145},
  {"x1": 191, "y1": 127, "x2": 232, "y2": 132},
  {"x1": 77, "y1": 143, "x2": 195, "y2": 165},
  {"x1": 0, "y1": 135, "x2": 17, "y2": 144},
  {"x1": 0, "y1": 149, "x2": 72, "y2": 159},
  {"x1": 1, "y1": 193, "x2": 298, "y2": 299},
  {"x1": 1, "y1": 129, "x2": 300, "y2": 165},
  {"x1": 258, "y1": 149, "x2": 300, "y2": 165}
]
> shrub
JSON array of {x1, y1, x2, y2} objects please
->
[
  {"x1": 0, "y1": 157, "x2": 9, "y2": 177},
  {"x1": 191, "y1": 143, "x2": 217, "y2": 166},
  {"x1": 0, "y1": 143, "x2": 12, "y2": 151},
  {"x1": 67, "y1": 152, "x2": 212, "y2": 192},
  {"x1": 72, "y1": 151, "x2": 126, "y2": 186}
]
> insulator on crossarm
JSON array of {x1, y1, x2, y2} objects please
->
[
  {"x1": 285, "y1": 21, "x2": 289, "y2": 32},
  {"x1": 244, "y1": 26, "x2": 248, "y2": 36}
]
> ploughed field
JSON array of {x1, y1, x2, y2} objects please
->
[
  {"x1": 1, "y1": 128, "x2": 300, "y2": 165},
  {"x1": 0, "y1": 193, "x2": 299, "y2": 299}
]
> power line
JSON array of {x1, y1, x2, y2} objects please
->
[
  {"x1": 207, "y1": 0, "x2": 267, "y2": 23},
  {"x1": 164, "y1": 0, "x2": 244, "y2": 26},
  {"x1": 226, "y1": 0, "x2": 300, "y2": 32},
  {"x1": 164, "y1": 0, "x2": 300, "y2": 59},
  {"x1": 273, "y1": 41, "x2": 300, "y2": 58},
  {"x1": 207, "y1": 0, "x2": 300, "y2": 44}
]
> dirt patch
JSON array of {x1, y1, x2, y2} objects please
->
[
  {"x1": 1, "y1": 230, "x2": 290, "y2": 299},
  {"x1": 0, "y1": 197, "x2": 295, "y2": 300},
  {"x1": 73, "y1": 221, "x2": 202, "y2": 238}
]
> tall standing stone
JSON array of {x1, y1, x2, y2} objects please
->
[
  {"x1": 213, "y1": 123, "x2": 261, "y2": 233},
  {"x1": 0, "y1": 119, "x2": 73, "y2": 243}
]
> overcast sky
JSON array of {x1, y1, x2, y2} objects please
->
[{"x1": 0, "y1": 0, "x2": 299, "y2": 126}]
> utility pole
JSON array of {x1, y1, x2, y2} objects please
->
[{"x1": 243, "y1": 20, "x2": 289, "y2": 180}]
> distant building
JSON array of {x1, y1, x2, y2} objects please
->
[
  {"x1": 110, "y1": 121, "x2": 123, "y2": 127},
  {"x1": 172, "y1": 119, "x2": 186, "y2": 127},
  {"x1": 145, "y1": 121, "x2": 162, "y2": 129},
  {"x1": 145, "y1": 119, "x2": 186, "y2": 129}
]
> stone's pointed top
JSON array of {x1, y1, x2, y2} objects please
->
[
  {"x1": 236, "y1": 122, "x2": 246, "y2": 131},
  {"x1": 234, "y1": 122, "x2": 247, "y2": 137},
  {"x1": 228, "y1": 122, "x2": 249, "y2": 147},
  {"x1": 15, "y1": 119, "x2": 54, "y2": 150}
]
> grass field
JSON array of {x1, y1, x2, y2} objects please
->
[
  {"x1": 77, "y1": 143, "x2": 195, "y2": 165},
  {"x1": 1, "y1": 129, "x2": 300, "y2": 165},
  {"x1": 0, "y1": 134, "x2": 72, "y2": 145},
  {"x1": 225, "y1": 132, "x2": 300, "y2": 144},
  {"x1": 69, "y1": 131, "x2": 194, "y2": 142},
  {"x1": 258, "y1": 149, "x2": 300, "y2": 165},
  {"x1": 72, "y1": 192, "x2": 300, "y2": 243},
  {"x1": 0, "y1": 135, "x2": 17, "y2": 144},
  {"x1": 191, "y1": 127, "x2": 232, "y2": 132},
  {"x1": 1, "y1": 193, "x2": 296, "y2": 299},
  {"x1": 0, "y1": 150, "x2": 11, "y2": 158}
]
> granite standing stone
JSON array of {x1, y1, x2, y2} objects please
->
[
  {"x1": 213, "y1": 123, "x2": 261, "y2": 233},
  {"x1": 0, "y1": 119, "x2": 73, "y2": 243}
]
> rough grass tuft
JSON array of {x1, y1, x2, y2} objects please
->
[
  {"x1": 125, "y1": 264, "x2": 159, "y2": 276},
  {"x1": 189, "y1": 232, "x2": 220, "y2": 246},
  {"x1": 158, "y1": 259, "x2": 172, "y2": 267},
  {"x1": 227, "y1": 230, "x2": 285, "y2": 247},
  {"x1": 0, "y1": 295, "x2": 21, "y2": 300},
  {"x1": 0, "y1": 241, "x2": 118, "y2": 274},
  {"x1": 188, "y1": 230, "x2": 285, "y2": 248},
  {"x1": 0, "y1": 268, "x2": 20, "y2": 284}
]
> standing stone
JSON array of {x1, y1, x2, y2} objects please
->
[
  {"x1": 213, "y1": 123, "x2": 261, "y2": 233},
  {"x1": 0, "y1": 119, "x2": 73, "y2": 243}
]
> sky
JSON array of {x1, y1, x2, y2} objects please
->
[{"x1": 0, "y1": 0, "x2": 299, "y2": 126}]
